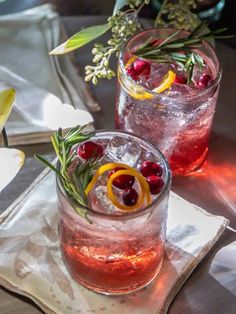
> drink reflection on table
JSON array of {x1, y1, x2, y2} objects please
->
[{"x1": 172, "y1": 133, "x2": 236, "y2": 229}]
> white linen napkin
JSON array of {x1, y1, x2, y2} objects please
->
[
  {"x1": 0, "y1": 66, "x2": 93, "y2": 144},
  {"x1": 0, "y1": 4, "x2": 97, "y2": 145},
  {"x1": 0, "y1": 168, "x2": 228, "y2": 314}
]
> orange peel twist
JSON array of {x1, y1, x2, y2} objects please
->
[{"x1": 85, "y1": 162, "x2": 152, "y2": 211}]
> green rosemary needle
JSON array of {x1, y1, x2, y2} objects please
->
[
  {"x1": 134, "y1": 24, "x2": 232, "y2": 83},
  {"x1": 35, "y1": 125, "x2": 100, "y2": 223}
]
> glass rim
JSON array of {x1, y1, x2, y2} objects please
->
[
  {"x1": 119, "y1": 27, "x2": 222, "y2": 102},
  {"x1": 56, "y1": 129, "x2": 172, "y2": 220}
]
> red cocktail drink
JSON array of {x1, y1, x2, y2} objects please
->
[
  {"x1": 115, "y1": 29, "x2": 221, "y2": 175},
  {"x1": 57, "y1": 130, "x2": 171, "y2": 294},
  {"x1": 59, "y1": 222, "x2": 164, "y2": 293}
]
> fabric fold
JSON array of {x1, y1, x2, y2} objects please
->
[{"x1": 0, "y1": 4, "x2": 97, "y2": 145}]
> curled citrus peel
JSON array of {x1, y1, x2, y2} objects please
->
[
  {"x1": 85, "y1": 163, "x2": 127, "y2": 196},
  {"x1": 118, "y1": 71, "x2": 153, "y2": 101},
  {"x1": 152, "y1": 70, "x2": 176, "y2": 94},
  {"x1": 85, "y1": 162, "x2": 152, "y2": 211},
  {"x1": 107, "y1": 169, "x2": 151, "y2": 211},
  {"x1": 120, "y1": 68, "x2": 176, "y2": 100},
  {"x1": 125, "y1": 56, "x2": 137, "y2": 69}
]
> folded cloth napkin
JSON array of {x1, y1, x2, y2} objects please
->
[
  {"x1": 0, "y1": 169, "x2": 228, "y2": 314},
  {"x1": 0, "y1": 4, "x2": 98, "y2": 145},
  {"x1": 0, "y1": 66, "x2": 94, "y2": 144}
]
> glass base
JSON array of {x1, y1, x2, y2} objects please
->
[{"x1": 70, "y1": 258, "x2": 164, "y2": 295}]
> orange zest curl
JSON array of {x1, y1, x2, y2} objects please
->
[
  {"x1": 85, "y1": 162, "x2": 152, "y2": 211},
  {"x1": 152, "y1": 70, "x2": 176, "y2": 94}
]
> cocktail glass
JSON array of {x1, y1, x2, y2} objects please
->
[
  {"x1": 115, "y1": 28, "x2": 221, "y2": 175},
  {"x1": 56, "y1": 130, "x2": 171, "y2": 295}
]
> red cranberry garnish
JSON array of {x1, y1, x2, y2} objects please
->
[
  {"x1": 140, "y1": 161, "x2": 163, "y2": 177},
  {"x1": 146, "y1": 175, "x2": 164, "y2": 195},
  {"x1": 151, "y1": 39, "x2": 160, "y2": 46},
  {"x1": 133, "y1": 59, "x2": 150, "y2": 76},
  {"x1": 174, "y1": 76, "x2": 187, "y2": 84},
  {"x1": 77, "y1": 141, "x2": 103, "y2": 160},
  {"x1": 126, "y1": 59, "x2": 150, "y2": 80},
  {"x1": 122, "y1": 188, "x2": 139, "y2": 206},
  {"x1": 109, "y1": 167, "x2": 135, "y2": 190},
  {"x1": 127, "y1": 64, "x2": 139, "y2": 81},
  {"x1": 197, "y1": 74, "x2": 212, "y2": 88}
]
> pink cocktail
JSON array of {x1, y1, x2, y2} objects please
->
[
  {"x1": 57, "y1": 130, "x2": 171, "y2": 294},
  {"x1": 115, "y1": 28, "x2": 221, "y2": 175}
]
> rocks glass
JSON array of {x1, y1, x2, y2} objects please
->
[
  {"x1": 115, "y1": 28, "x2": 221, "y2": 175},
  {"x1": 57, "y1": 130, "x2": 171, "y2": 294}
]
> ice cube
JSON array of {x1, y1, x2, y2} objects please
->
[
  {"x1": 105, "y1": 136, "x2": 141, "y2": 167},
  {"x1": 88, "y1": 185, "x2": 121, "y2": 214},
  {"x1": 145, "y1": 63, "x2": 171, "y2": 90}
]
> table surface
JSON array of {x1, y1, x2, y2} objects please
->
[{"x1": 0, "y1": 15, "x2": 236, "y2": 314}]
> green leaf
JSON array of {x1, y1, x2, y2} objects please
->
[
  {"x1": 113, "y1": 0, "x2": 127, "y2": 15},
  {"x1": 49, "y1": 24, "x2": 110, "y2": 55},
  {"x1": 0, "y1": 88, "x2": 15, "y2": 133},
  {"x1": 66, "y1": 24, "x2": 110, "y2": 49}
]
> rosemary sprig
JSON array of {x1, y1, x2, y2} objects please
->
[
  {"x1": 35, "y1": 125, "x2": 100, "y2": 223},
  {"x1": 134, "y1": 24, "x2": 232, "y2": 83}
]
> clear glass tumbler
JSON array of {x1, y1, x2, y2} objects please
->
[
  {"x1": 57, "y1": 130, "x2": 171, "y2": 295},
  {"x1": 115, "y1": 28, "x2": 221, "y2": 175}
]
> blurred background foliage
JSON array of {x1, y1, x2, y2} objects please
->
[{"x1": 0, "y1": 0, "x2": 235, "y2": 47}]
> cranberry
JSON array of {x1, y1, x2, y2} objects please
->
[
  {"x1": 151, "y1": 39, "x2": 160, "y2": 46},
  {"x1": 127, "y1": 64, "x2": 139, "y2": 81},
  {"x1": 126, "y1": 59, "x2": 150, "y2": 80},
  {"x1": 77, "y1": 141, "x2": 103, "y2": 160},
  {"x1": 140, "y1": 161, "x2": 163, "y2": 177},
  {"x1": 122, "y1": 188, "x2": 139, "y2": 206},
  {"x1": 109, "y1": 167, "x2": 135, "y2": 190},
  {"x1": 133, "y1": 59, "x2": 150, "y2": 76},
  {"x1": 197, "y1": 74, "x2": 212, "y2": 88},
  {"x1": 146, "y1": 175, "x2": 164, "y2": 195},
  {"x1": 174, "y1": 76, "x2": 187, "y2": 84}
]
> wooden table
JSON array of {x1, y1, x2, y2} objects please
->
[{"x1": 0, "y1": 16, "x2": 236, "y2": 314}]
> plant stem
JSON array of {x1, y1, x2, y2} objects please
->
[
  {"x1": 136, "y1": 1, "x2": 146, "y2": 15},
  {"x1": 2, "y1": 127, "x2": 8, "y2": 147},
  {"x1": 155, "y1": 0, "x2": 168, "y2": 27}
]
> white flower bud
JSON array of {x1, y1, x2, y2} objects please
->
[
  {"x1": 85, "y1": 65, "x2": 93, "y2": 71},
  {"x1": 93, "y1": 55, "x2": 102, "y2": 63},
  {"x1": 92, "y1": 76, "x2": 98, "y2": 85},
  {"x1": 103, "y1": 59, "x2": 109, "y2": 67},
  {"x1": 85, "y1": 73, "x2": 93, "y2": 82},
  {"x1": 92, "y1": 48, "x2": 98, "y2": 55}
]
